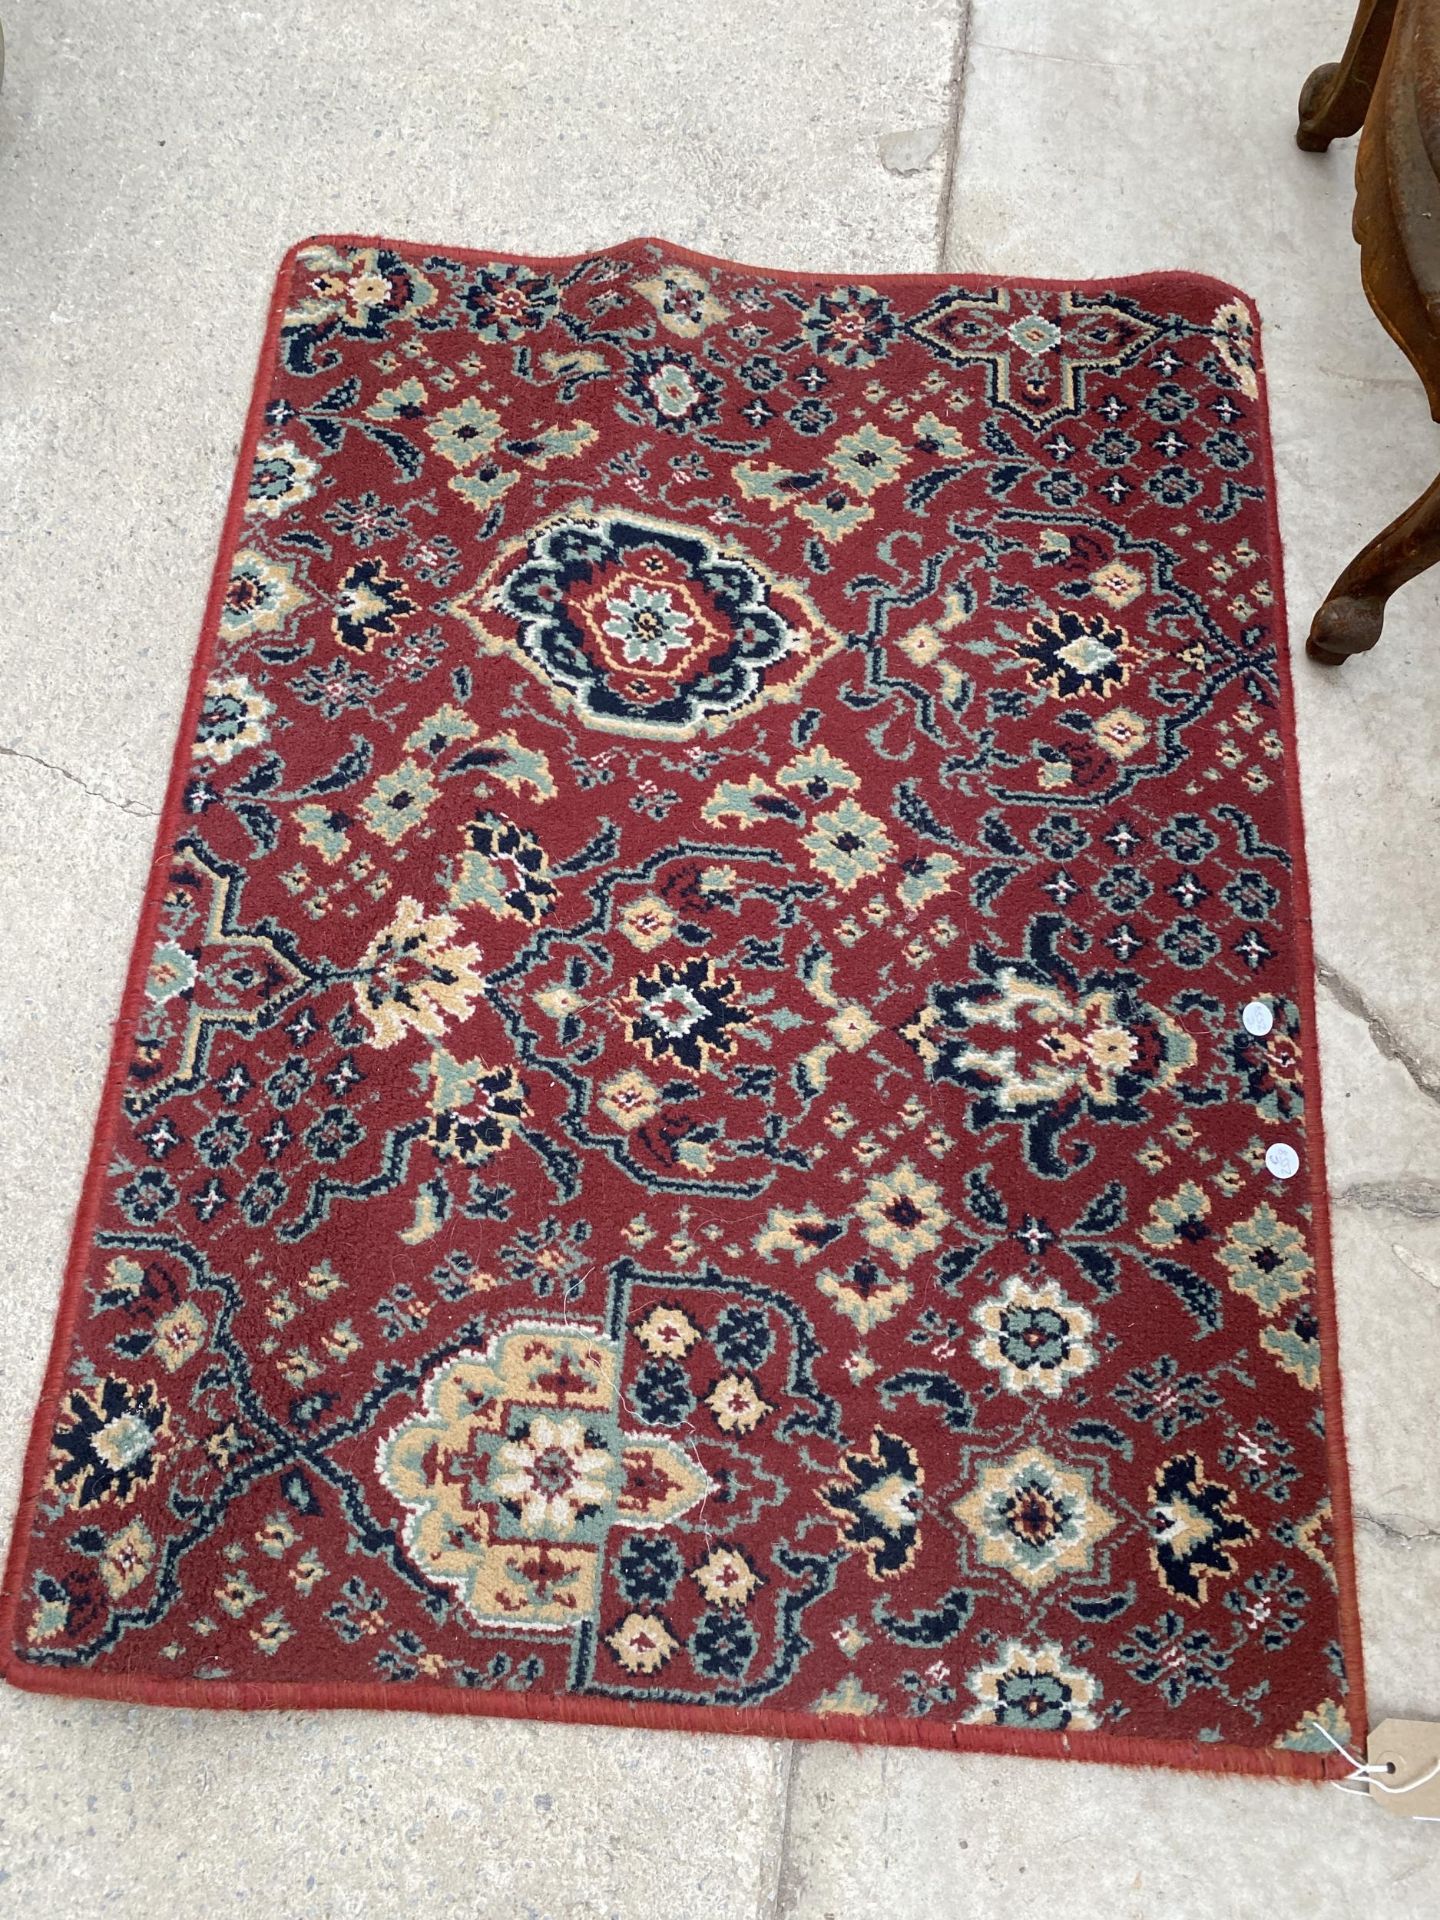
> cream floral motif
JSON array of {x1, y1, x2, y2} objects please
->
[
  {"x1": 856, "y1": 1161, "x2": 948, "y2": 1271},
  {"x1": 963, "y1": 1639, "x2": 1101, "y2": 1731},
  {"x1": 634, "y1": 264, "x2": 729, "y2": 338},
  {"x1": 905, "y1": 972, "x2": 1196, "y2": 1113},
  {"x1": 353, "y1": 897, "x2": 486, "y2": 1049},
  {"x1": 491, "y1": 1415, "x2": 614, "y2": 1537},
  {"x1": 220, "y1": 549, "x2": 308, "y2": 640},
  {"x1": 953, "y1": 1444, "x2": 1118, "y2": 1591},
  {"x1": 970, "y1": 1276, "x2": 1096, "y2": 1398}
]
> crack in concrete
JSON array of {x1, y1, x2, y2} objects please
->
[
  {"x1": 0, "y1": 741, "x2": 160, "y2": 820},
  {"x1": 1356, "y1": 1508, "x2": 1440, "y2": 1550},
  {"x1": 764, "y1": 1744, "x2": 800, "y2": 1920},
  {"x1": 1333, "y1": 1180, "x2": 1440, "y2": 1221},
  {"x1": 935, "y1": 1, "x2": 974, "y2": 269},
  {"x1": 1390, "y1": 1242, "x2": 1440, "y2": 1295},
  {"x1": 1314, "y1": 952, "x2": 1440, "y2": 1109},
  {"x1": 967, "y1": 39, "x2": 1145, "y2": 75},
  {"x1": 1313, "y1": 365, "x2": 1423, "y2": 390}
]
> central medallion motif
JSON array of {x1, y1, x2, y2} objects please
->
[
  {"x1": 454, "y1": 508, "x2": 843, "y2": 739},
  {"x1": 378, "y1": 1320, "x2": 712, "y2": 1630}
]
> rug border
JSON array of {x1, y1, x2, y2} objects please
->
[{"x1": 0, "y1": 233, "x2": 1365, "y2": 1784}]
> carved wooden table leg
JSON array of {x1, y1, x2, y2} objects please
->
[
  {"x1": 1297, "y1": 0, "x2": 1440, "y2": 657},
  {"x1": 1308, "y1": 467, "x2": 1440, "y2": 660},
  {"x1": 1296, "y1": 0, "x2": 1399, "y2": 150}
]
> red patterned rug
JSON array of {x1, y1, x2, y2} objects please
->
[{"x1": 1, "y1": 237, "x2": 1363, "y2": 1778}]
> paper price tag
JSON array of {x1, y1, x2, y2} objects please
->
[{"x1": 1366, "y1": 1720, "x2": 1440, "y2": 1818}]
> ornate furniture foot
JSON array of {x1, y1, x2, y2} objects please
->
[
  {"x1": 1308, "y1": 467, "x2": 1440, "y2": 660},
  {"x1": 1297, "y1": 0, "x2": 1440, "y2": 656},
  {"x1": 1296, "y1": 0, "x2": 1399, "y2": 150}
]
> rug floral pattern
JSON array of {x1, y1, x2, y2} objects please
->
[{"x1": 1, "y1": 239, "x2": 1357, "y2": 1771}]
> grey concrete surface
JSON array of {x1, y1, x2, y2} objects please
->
[{"x1": 0, "y1": 2, "x2": 1436, "y2": 1916}]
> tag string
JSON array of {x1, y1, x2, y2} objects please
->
[{"x1": 1307, "y1": 1719, "x2": 1440, "y2": 1801}]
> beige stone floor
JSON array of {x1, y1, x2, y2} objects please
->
[{"x1": 0, "y1": 2, "x2": 1437, "y2": 1914}]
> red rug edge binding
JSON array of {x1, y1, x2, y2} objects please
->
[{"x1": 0, "y1": 234, "x2": 1368, "y2": 1783}]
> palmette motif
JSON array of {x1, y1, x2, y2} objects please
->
[{"x1": 3, "y1": 239, "x2": 1358, "y2": 1769}]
